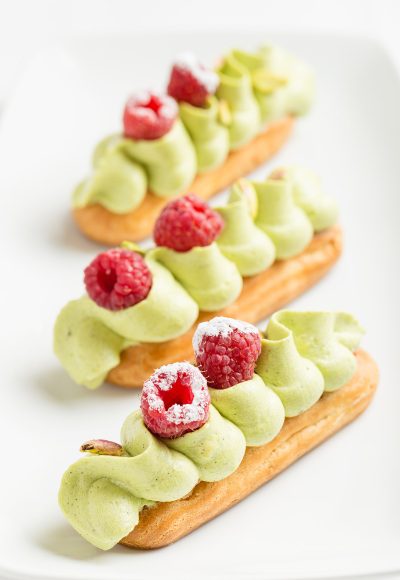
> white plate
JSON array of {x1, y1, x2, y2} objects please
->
[{"x1": 0, "y1": 31, "x2": 399, "y2": 580}]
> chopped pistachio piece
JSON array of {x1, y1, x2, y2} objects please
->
[
  {"x1": 80, "y1": 439, "x2": 127, "y2": 456},
  {"x1": 252, "y1": 69, "x2": 287, "y2": 95}
]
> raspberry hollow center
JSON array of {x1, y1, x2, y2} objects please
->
[
  {"x1": 84, "y1": 248, "x2": 153, "y2": 311},
  {"x1": 141, "y1": 363, "x2": 210, "y2": 438},
  {"x1": 159, "y1": 377, "x2": 194, "y2": 410},
  {"x1": 146, "y1": 95, "x2": 163, "y2": 115},
  {"x1": 97, "y1": 266, "x2": 117, "y2": 294}
]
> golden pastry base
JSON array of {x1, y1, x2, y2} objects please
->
[
  {"x1": 108, "y1": 225, "x2": 343, "y2": 388},
  {"x1": 73, "y1": 116, "x2": 294, "y2": 244},
  {"x1": 121, "y1": 349, "x2": 378, "y2": 549}
]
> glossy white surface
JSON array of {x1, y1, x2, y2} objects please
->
[{"x1": 0, "y1": 32, "x2": 399, "y2": 580}]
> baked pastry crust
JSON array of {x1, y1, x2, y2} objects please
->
[
  {"x1": 120, "y1": 349, "x2": 378, "y2": 549},
  {"x1": 107, "y1": 225, "x2": 343, "y2": 388},
  {"x1": 73, "y1": 117, "x2": 294, "y2": 244}
]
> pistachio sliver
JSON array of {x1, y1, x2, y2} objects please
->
[
  {"x1": 120, "y1": 240, "x2": 146, "y2": 255},
  {"x1": 80, "y1": 439, "x2": 127, "y2": 456},
  {"x1": 252, "y1": 69, "x2": 287, "y2": 95},
  {"x1": 218, "y1": 99, "x2": 232, "y2": 127}
]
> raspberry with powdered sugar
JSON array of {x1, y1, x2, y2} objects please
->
[
  {"x1": 141, "y1": 362, "x2": 210, "y2": 438},
  {"x1": 193, "y1": 317, "x2": 262, "y2": 389},
  {"x1": 123, "y1": 91, "x2": 178, "y2": 140},
  {"x1": 167, "y1": 52, "x2": 219, "y2": 107}
]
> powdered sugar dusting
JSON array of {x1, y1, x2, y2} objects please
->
[
  {"x1": 142, "y1": 362, "x2": 209, "y2": 425},
  {"x1": 159, "y1": 97, "x2": 179, "y2": 120},
  {"x1": 149, "y1": 362, "x2": 202, "y2": 392},
  {"x1": 127, "y1": 91, "x2": 178, "y2": 120},
  {"x1": 174, "y1": 52, "x2": 219, "y2": 94},
  {"x1": 193, "y1": 317, "x2": 259, "y2": 355},
  {"x1": 128, "y1": 89, "x2": 152, "y2": 104}
]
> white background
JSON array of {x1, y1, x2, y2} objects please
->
[
  {"x1": 0, "y1": 2, "x2": 399, "y2": 580},
  {"x1": 1, "y1": 0, "x2": 400, "y2": 106}
]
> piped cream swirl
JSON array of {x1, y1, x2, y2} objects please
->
[
  {"x1": 72, "y1": 44, "x2": 314, "y2": 213},
  {"x1": 59, "y1": 310, "x2": 363, "y2": 550}
]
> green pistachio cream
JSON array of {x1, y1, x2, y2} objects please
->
[
  {"x1": 254, "y1": 178, "x2": 314, "y2": 259},
  {"x1": 216, "y1": 53, "x2": 261, "y2": 149},
  {"x1": 57, "y1": 166, "x2": 339, "y2": 389},
  {"x1": 148, "y1": 243, "x2": 243, "y2": 312},
  {"x1": 121, "y1": 120, "x2": 197, "y2": 197},
  {"x1": 59, "y1": 310, "x2": 363, "y2": 550},
  {"x1": 72, "y1": 45, "x2": 315, "y2": 214},
  {"x1": 179, "y1": 97, "x2": 230, "y2": 172},
  {"x1": 216, "y1": 181, "x2": 276, "y2": 276},
  {"x1": 256, "y1": 311, "x2": 364, "y2": 416},
  {"x1": 235, "y1": 45, "x2": 315, "y2": 123},
  {"x1": 53, "y1": 258, "x2": 199, "y2": 389},
  {"x1": 268, "y1": 166, "x2": 339, "y2": 232}
]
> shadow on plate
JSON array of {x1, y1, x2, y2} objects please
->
[
  {"x1": 33, "y1": 365, "x2": 136, "y2": 404},
  {"x1": 34, "y1": 523, "x2": 103, "y2": 561},
  {"x1": 34, "y1": 522, "x2": 148, "y2": 561},
  {"x1": 42, "y1": 209, "x2": 104, "y2": 253}
]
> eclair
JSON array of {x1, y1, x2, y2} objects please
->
[
  {"x1": 54, "y1": 167, "x2": 340, "y2": 389},
  {"x1": 72, "y1": 45, "x2": 314, "y2": 244},
  {"x1": 58, "y1": 312, "x2": 378, "y2": 550}
]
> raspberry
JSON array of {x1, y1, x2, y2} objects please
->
[
  {"x1": 154, "y1": 194, "x2": 224, "y2": 252},
  {"x1": 193, "y1": 317, "x2": 261, "y2": 389},
  {"x1": 141, "y1": 362, "x2": 210, "y2": 439},
  {"x1": 123, "y1": 91, "x2": 178, "y2": 140},
  {"x1": 84, "y1": 248, "x2": 152, "y2": 311},
  {"x1": 167, "y1": 53, "x2": 219, "y2": 107}
]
